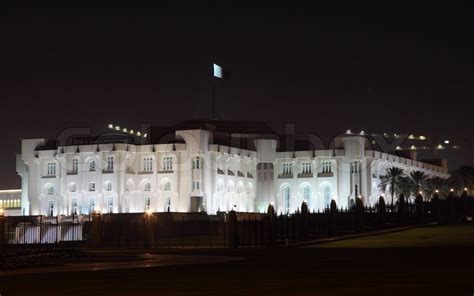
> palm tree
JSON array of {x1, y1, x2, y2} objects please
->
[
  {"x1": 397, "y1": 176, "x2": 413, "y2": 202},
  {"x1": 448, "y1": 165, "x2": 474, "y2": 194},
  {"x1": 378, "y1": 167, "x2": 405, "y2": 206},
  {"x1": 427, "y1": 177, "x2": 449, "y2": 199},
  {"x1": 409, "y1": 171, "x2": 430, "y2": 199}
]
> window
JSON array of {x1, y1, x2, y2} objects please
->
[
  {"x1": 144, "y1": 183, "x2": 151, "y2": 192},
  {"x1": 89, "y1": 160, "x2": 96, "y2": 171},
  {"x1": 302, "y1": 162, "x2": 312, "y2": 174},
  {"x1": 193, "y1": 156, "x2": 200, "y2": 169},
  {"x1": 106, "y1": 155, "x2": 114, "y2": 171},
  {"x1": 351, "y1": 161, "x2": 359, "y2": 173},
  {"x1": 47, "y1": 185, "x2": 54, "y2": 195},
  {"x1": 283, "y1": 186, "x2": 290, "y2": 213},
  {"x1": 192, "y1": 181, "x2": 200, "y2": 190},
  {"x1": 145, "y1": 197, "x2": 151, "y2": 210},
  {"x1": 143, "y1": 157, "x2": 153, "y2": 172},
  {"x1": 47, "y1": 162, "x2": 56, "y2": 176},
  {"x1": 72, "y1": 158, "x2": 79, "y2": 173},
  {"x1": 322, "y1": 161, "x2": 332, "y2": 173},
  {"x1": 69, "y1": 183, "x2": 77, "y2": 192},
  {"x1": 163, "y1": 156, "x2": 173, "y2": 171},
  {"x1": 72, "y1": 199, "x2": 78, "y2": 215},
  {"x1": 165, "y1": 196, "x2": 171, "y2": 212},
  {"x1": 164, "y1": 182, "x2": 171, "y2": 191},
  {"x1": 323, "y1": 186, "x2": 332, "y2": 207},
  {"x1": 107, "y1": 197, "x2": 113, "y2": 213},
  {"x1": 89, "y1": 182, "x2": 96, "y2": 191},
  {"x1": 105, "y1": 182, "x2": 112, "y2": 191},
  {"x1": 303, "y1": 185, "x2": 312, "y2": 202},
  {"x1": 282, "y1": 163, "x2": 292, "y2": 175},
  {"x1": 48, "y1": 200, "x2": 54, "y2": 217},
  {"x1": 355, "y1": 184, "x2": 359, "y2": 197},
  {"x1": 89, "y1": 197, "x2": 96, "y2": 213}
]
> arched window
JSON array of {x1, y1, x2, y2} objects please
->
[
  {"x1": 47, "y1": 185, "x2": 54, "y2": 195},
  {"x1": 283, "y1": 186, "x2": 291, "y2": 213},
  {"x1": 144, "y1": 183, "x2": 151, "y2": 192},
  {"x1": 323, "y1": 186, "x2": 332, "y2": 207},
  {"x1": 164, "y1": 182, "x2": 171, "y2": 191},
  {"x1": 105, "y1": 181, "x2": 112, "y2": 191},
  {"x1": 303, "y1": 185, "x2": 312, "y2": 202}
]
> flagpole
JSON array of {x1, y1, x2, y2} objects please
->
[{"x1": 212, "y1": 76, "x2": 215, "y2": 120}]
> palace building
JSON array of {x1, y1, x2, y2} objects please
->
[{"x1": 16, "y1": 120, "x2": 449, "y2": 216}]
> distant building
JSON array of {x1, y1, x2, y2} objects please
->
[
  {"x1": 0, "y1": 189, "x2": 22, "y2": 216},
  {"x1": 16, "y1": 120, "x2": 449, "y2": 216}
]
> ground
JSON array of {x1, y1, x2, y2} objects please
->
[{"x1": 2, "y1": 224, "x2": 474, "y2": 295}]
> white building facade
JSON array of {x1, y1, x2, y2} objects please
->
[{"x1": 16, "y1": 123, "x2": 449, "y2": 216}]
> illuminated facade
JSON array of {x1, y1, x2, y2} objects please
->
[{"x1": 16, "y1": 121, "x2": 449, "y2": 216}]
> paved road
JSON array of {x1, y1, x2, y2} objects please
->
[{"x1": 0, "y1": 254, "x2": 243, "y2": 276}]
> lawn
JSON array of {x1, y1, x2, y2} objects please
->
[
  {"x1": 2, "y1": 224, "x2": 474, "y2": 295},
  {"x1": 308, "y1": 223, "x2": 474, "y2": 248}
]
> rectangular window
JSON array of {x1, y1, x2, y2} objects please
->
[
  {"x1": 89, "y1": 198, "x2": 96, "y2": 213},
  {"x1": 72, "y1": 158, "x2": 78, "y2": 173},
  {"x1": 89, "y1": 160, "x2": 96, "y2": 171},
  {"x1": 302, "y1": 162, "x2": 312, "y2": 174},
  {"x1": 107, "y1": 197, "x2": 113, "y2": 213},
  {"x1": 48, "y1": 200, "x2": 54, "y2": 217},
  {"x1": 47, "y1": 162, "x2": 56, "y2": 176},
  {"x1": 72, "y1": 198, "x2": 78, "y2": 215},
  {"x1": 89, "y1": 182, "x2": 96, "y2": 191},
  {"x1": 163, "y1": 156, "x2": 173, "y2": 171},
  {"x1": 145, "y1": 197, "x2": 151, "y2": 210},
  {"x1": 107, "y1": 156, "x2": 114, "y2": 171},
  {"x1": 143, "y1": 157, "x2": 153, "y2": 172}
]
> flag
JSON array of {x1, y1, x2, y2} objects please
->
[{"x1": 213, "y1": 63, "x2": 223, "y2": 78}]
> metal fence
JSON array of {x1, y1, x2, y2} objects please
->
[{"x1": 1, "y1": 195, "x2": 473, "y2": 249}]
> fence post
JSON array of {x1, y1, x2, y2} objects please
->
[
  {"x1": 91, "y1": 211, "x2": 102, "y2": 249},
  {"x1": 0, "y1": 211, "x2": 5, "y2": 249},
  {"x1": 227, "y1": 210, "x2": 238, "y2": 248}
]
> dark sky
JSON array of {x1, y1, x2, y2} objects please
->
[{"x1": 1, "y1": 2, "x2": 473, "y2": 188}]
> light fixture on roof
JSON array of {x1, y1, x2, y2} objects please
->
[
  {"x1": 410, "y1": 145, "x2": 416, "y2": 150},
  {"x1": 137, "y1": 131, "x2": 141, "y2": 136},
  {"x1": 346, "y1": 129, "x2": 352, "y2": 134},
  {"x1": 435, "y1": 189, "x2": 439, "y2": 193},
  {"x1": 143, "y1": 133, "x2": 148, "y2": 138},
  {"x1": 444, "y1": 140, "x2": 450, "y2": 144},
  {"x1": 408, "y1": 134, "x2": 415, "y2": 139},
  {"x1": 108, "y1": 124, "x2": 113, "y2": 129},
  {"x1": 395, "y1": 146, "x2": 402, "y2": 150},
  {"x1": 419, "y1": 136, "x2": 426, "y2": 140},
  {"x1": 115, "y1": 126, "x2": 120, "y2": 131},
  {"x1": 359, "y1": 130, "x2": 365, "y2": 135},
  {"x1": 436, "y1": 144, "x2": 444, "y2": 149}
]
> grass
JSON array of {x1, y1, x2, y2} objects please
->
[
  {"x1": 2, "y1": 224, "x2": 474, "y2": 295},
  {"x1": 309, "y1": 224, "x2": 474, "y2": 248}
]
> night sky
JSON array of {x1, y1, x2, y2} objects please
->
[{"x1": 1, "y1": 2, "x2": 473, "y2": 188}]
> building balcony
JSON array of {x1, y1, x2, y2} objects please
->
[
  {"x1": 317, "y1": 172, "x2": 334, "y2": 177},
  {"x1": 42, "y1": 175, "x2": 56, "y2": 179},
  {"x1": 138, "y1": 170, "x2": 154, "y2": 175},
  {"x1": 278, "y1": 174, "x2": 293, "y2": 179},
  {"x1": 158, "y1": 170, "x2": 174, "y2": 174},
  {"x1": 102, "y1": 170, "x2": 114, "y2": 174},
  {"x1": 297, "y1": 173, "x2": 313, "y2": 178},
  {"x1": 67, "y1": 171, "x2": 78, "y2": 175}
]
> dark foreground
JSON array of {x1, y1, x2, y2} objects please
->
[{"x1": 2, "y1": 224, "x2": 474, "y2": 295}]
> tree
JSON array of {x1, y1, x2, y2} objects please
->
[
  {"x1": 378, "y1": 167, "x2": 405, "y2": 207},
  {"x1": 449, "y1": 165, "x2": 474, "y2": 194},
  {"x1": 427, "y1": 177, "x2": 449, "y2": 199},
  {"x1": 409, "y1": 171, "x2": 430, "y2": 198},
  {"x1": 396, "y1": 176, "x2": 413, "y2": 202}
]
